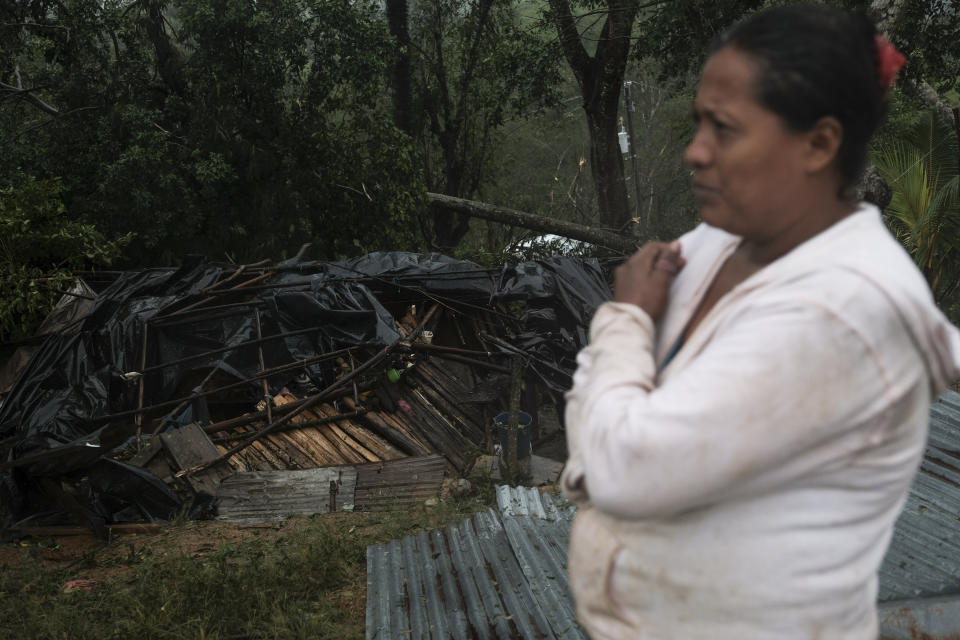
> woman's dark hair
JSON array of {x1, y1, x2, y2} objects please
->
[{"x1": 714, "y1": 4, "x2": 886, "y2": 193}]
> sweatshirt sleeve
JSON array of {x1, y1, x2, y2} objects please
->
[{"x1": 561, "y1": 296, "x2": 910, "y2": 519}]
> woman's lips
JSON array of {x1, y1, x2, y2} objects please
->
[{"x1": 693, "y1": 183, "x2": 719, "y2": 201}]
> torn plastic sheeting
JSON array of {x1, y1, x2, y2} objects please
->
[
  {"x1": 82, "y1": 258, "x2": 225, "y2": 333},
  {"x1": 495, "y1": 257, "x2": 610, "y2": 332},
  {"x1": 512, "y1": 331, "x2": 577, "y2": 393},
  {"x1": 278, "y1": 253, "x2": 609, "y2": 329},
  {"x1": 320, "y1": 252, "x2": 498, "y2": 299},
  {"x1": 0, "y1": 251, "x2": 609, "y2": 533},
  {"x1": 151, "y1": 314, "x2": 256, "y2": 400},
  {"x1": 3, "y1": 267, "x2": 403, "y2": 454},
  {"x1": 2, "y1": 418, "x2": 135, "y2": 479},
  {"x1": 269, "y1": 280, "x2": 400, "y2": 348},
  {"x1": 135, "y1": 280, "x2": 400, "y2": 415},
  {"x1": 0, "y1": 333, "x2": 119, "y2": 452},
  {"x1": 88, "y1": 458, "x2": 182, "y2": 522},
  {"x1": 0, "y1": 255, "x2": 606, "y2": 450}
]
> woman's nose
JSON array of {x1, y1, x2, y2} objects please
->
[{"x1": 684, "y1": 128, "x2": 711, "y2": 169}]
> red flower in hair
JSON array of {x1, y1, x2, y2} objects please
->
[{"x1": 874, "y1": 34, "x2": 906, "y2": 93}]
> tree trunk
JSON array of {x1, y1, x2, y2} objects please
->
[
  {"x1": 386, "y1": 0, "x2": 414, "y2": 135},
  {"x1": 425, "y1": 0, "x2": 497, "y2": 252},
  {"x1": 142, "y1": 2, "x2": 185, "y2": 97},
  {"x1": 585, "y1": 82, "x2": 631, "y2": 231},
  {"x1": 549, "y1": 0, "x2": 638, "y2": 231}
]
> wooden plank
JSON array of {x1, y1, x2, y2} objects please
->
[
  {"x1": 342, "y1": 396, "x2": 431, "y2": 455},
  {"x1": 376, "y1": 408, "x2": 433, "y2": 453},
  {"x1": 219, "y1": 434, "x2": 278, "y2": 471},
  {"x1": 128, "y1": 436, "x2": 164, "y2": 468},
  {"x1": 262, "y1": 432, "x2": 310, "y2": 469},
  {"x1": 283, "y1": 422, "x2": 350, "y2": 467},
  {"x1": 311, "y1": 404, "x2": 379, "y2": 462},
  {"x1": 216, "y1": 466, "x2": 358, "y2": 523},
  {"x1": 268, "y1": 425, "x2": 326, "y2": 468},
  {"x1": 161, "y1": 423, "x2": 222, "y2": 470},
  {"x1": 241, "y1": 436, "x2": 286, "y2": 470},
  {"x1": 317, "y1": 423, "x2": 366, "y2": 463},
  {"x1": 412, "y1": 369, "x2": 486, "y2": 444},
  {"x1": 326, "y1": 420, "x2": 378, "y2": 462},
  {"x1": 404, "y1": 389, "x2": 471, "y2": 471},
  {"x1": 293, "y1": 415, "x2": 354, "y2": 466},
  {"x1": 335, "y1": 418, "x2": 405, "y2": 461}
]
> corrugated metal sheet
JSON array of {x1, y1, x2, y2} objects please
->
[
  {"x1": 366, "y1": 486, "x2": 586, "y2": 640},
  {"x1": 879, "y1": 390, "x2": 960, "y2": 602},
  {"x1": 216, "y1": 466, "x2": 358, "y2": 523},
  {"x1": 355, "y1": 455, "x2": 448, "y2": 512},
  {"x1": 366, "y1": 393, "x2": 960, "y2": 638},
  {"x1": 214, "y1": 455, "x2": 447, "y2": 522},
  {"x1": 879, "y1": 595, "x2": 960, "y2": 639},
  {"x1": 495, "y1": 486, "x2": 582, "y2": 639}
]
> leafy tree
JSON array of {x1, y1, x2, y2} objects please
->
[
  {"x1": 1, "y1": 0, "x2": 426, "y2": 265},
  {"x1": 0, "y1": 176, "x2": 130, "y2": 339},
  {"x1": 388, "y1": 0, "x2": 562, "y2": 250}
]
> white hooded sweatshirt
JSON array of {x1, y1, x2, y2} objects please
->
[{"x1": 561, "y1": 204, "x2": 960, "y2": 639}]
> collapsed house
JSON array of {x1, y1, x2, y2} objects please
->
[{"x1": 0, "y1": 252, "x2": 611, "y2": 534}]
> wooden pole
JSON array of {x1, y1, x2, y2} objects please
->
[{"x1": 504, "y1": 356, "x2": 523, "y2": 484}]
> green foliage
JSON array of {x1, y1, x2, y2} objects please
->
[
  {"x1": 0, "y1": 176, "x2": 130, "y2": 339},
  {"x1": 0, "y1": 496, "x2": 498, "y2": 639},
  {"x1": 407, "y1": 0, "x2": 563, "y2": 247},
  {"x1": 873, "y1": 110, "x2": 960, "y2": 306},
  {"x1": 1, "y1": 0, "x2": 426, "y2": 267},
  {"x1": 410, "y1": 0, "x2": 563, "y2": 195},
  {"x1": 630, "y1": 0, "x2": 766, "y2": 78},
  {"x1": 0, "y1": 521, "x2": 365, "y2": 639}
]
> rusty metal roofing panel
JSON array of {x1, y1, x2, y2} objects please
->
[
  {"x1": 879, "y1": 391, "x2": 960, "y2": 602},
  {"x1": 497, "y1": 485, "x2": 575, "y2": 523},
  {"x1": 354, "y1": 455, "x2": 447, "y2": 512},
  {"x1": 366, "y1": 486, "x2": 586, "y2": 640},
  {"x1": 879, "y1": 595, "x2": 960, "y2": 639},
  {"x1": 216, "y1": 466, "x2": 357, "y2": 523}
]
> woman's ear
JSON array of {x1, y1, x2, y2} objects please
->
[{"x1": 804, "y1": 116, "x2": 844, "y2": 174}]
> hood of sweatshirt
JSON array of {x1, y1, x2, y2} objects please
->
[{"x1": 737, "y1": 203, "x2": 960, "y2": 395}]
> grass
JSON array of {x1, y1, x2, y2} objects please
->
[{"x1": 0, "y1": 479, "x2": 499, "y2": 640}]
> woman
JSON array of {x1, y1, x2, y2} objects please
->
[{"x1": 562, "y1": 5, "x2": 960, "y2": 639}]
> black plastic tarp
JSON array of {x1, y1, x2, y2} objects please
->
[{"x1": 0, "y1": 251, "x2": 611, "y2": 532}]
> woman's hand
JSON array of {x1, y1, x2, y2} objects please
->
[{"x1": 614, "y1": 241, "x2": 685, "y2": 322}]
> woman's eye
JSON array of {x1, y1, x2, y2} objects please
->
[{"x1": 713, "y1": 120, "x2": 736, "y2": 139}]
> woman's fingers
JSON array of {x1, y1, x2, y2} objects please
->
[{"x1": 613, "y1": 241, "x2": 685, "y2": 321}]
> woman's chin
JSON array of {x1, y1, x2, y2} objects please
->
[{"x1": 697, "y1": 204, "x2": 727, "y2": 229}]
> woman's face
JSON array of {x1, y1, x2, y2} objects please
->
[{"x1": 684, "y1": 46, "x2": 814, "y2": 240}]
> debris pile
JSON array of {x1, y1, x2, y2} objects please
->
[{"x1": 0, "y1": 252, "x2": 610, "y2": 534}]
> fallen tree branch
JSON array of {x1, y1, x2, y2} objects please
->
[{"x1": 426, "y1": 192, "x2": 637, "y2": 253}]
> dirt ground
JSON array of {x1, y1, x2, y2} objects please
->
[{"x1": 0, "y1": 511, "x2": 395, "y2": 587}]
